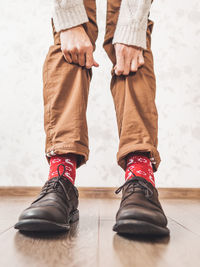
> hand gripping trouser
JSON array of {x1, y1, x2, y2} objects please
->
[{"x1": 42, "y1": 0, "x2": 161, "y2": 172}]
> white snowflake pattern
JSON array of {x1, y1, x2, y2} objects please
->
[
  {"x1": 52, "y1": 158, "x2": 61, "y2": 163},
  {"x1": 64, "y1": 172, "x2": 73, "y2": 182},
  {"x1": 65, "y1": 166, "x2": 72, "y2": 171},
  {"x1": 136, "y1": 170, "x2": 147, "y2": 176},
  {"x1": 51, "y1": 171, "x2": 57, "y2": 177},
  {"x1": 65, "y1": 159, "x2": 74, "y2": 166},
  {"x1": 137, "y1": 157, "x2": 147, "y2": 163},
  {"x1": 127, "y1": 158, "x2": 134, "y2": 166},
  {"x1": 148, "y1": 168, "x2": 153, "y2": 174}
]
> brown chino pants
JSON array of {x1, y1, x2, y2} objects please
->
[{"x1": 42, "y1": 0, "x2": 161, "y2": 173}]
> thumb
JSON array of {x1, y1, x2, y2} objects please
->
[{"x1": 92, "y1": 59, "x2": 99, "y2": 67}]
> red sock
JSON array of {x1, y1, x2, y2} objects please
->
[
  {"x1": 48, "y1": 153, "x2": 77, "y2": 184},
  {"x1": 125, "y1": 153, "x2": 155, "y2": 187}
]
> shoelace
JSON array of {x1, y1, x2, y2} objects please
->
[
  {"x1": 38, "y1": 164, "x2": 71, "y2": 201},
  {"x1": 115, "y1": 168, "x2": 154, "y2": 200}
]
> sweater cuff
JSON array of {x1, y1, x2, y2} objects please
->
[
  {"x1": 112, "y1": 25, "x2": 147, "y2": 50},
  {"x1": 51, "y1": 3, "x2": 89, "y2": 32}
]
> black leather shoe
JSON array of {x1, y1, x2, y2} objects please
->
[
  {"x1": 14, "y1": 163, "x2": 79, "y2": 232},
  {"x1": 113, "y1": 169, "x2": 170, "y2": 236}
]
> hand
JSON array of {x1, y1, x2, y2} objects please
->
[
  {"x1": 114, "y1": 43, "x2": 145, "y2": 75},
  {"x1": 60, "y1": 25, "x2": 99, "y2": 69}
]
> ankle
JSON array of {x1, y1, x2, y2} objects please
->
[
  {"x1": 125, "y1": 153, "x2": 155, "y2": 187},
  {"x1": 48, "y1": 153, "x2": 77, "y2": 184}
]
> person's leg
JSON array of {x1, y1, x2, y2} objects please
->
[
  {"x1": 42, "y1": 0, "x2": 98, "y2": 170},
  {"x1": 102, "y1": 0, "x2": 160, "y2": 174},
  {"x1": 103, "y1": 0, "x2": 169, "y2": 236},
  {"x1": 14, "y1": 0, "x2": 98, "y2": 232}
]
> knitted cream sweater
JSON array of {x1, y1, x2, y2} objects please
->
[{"x1": 51, "y1": 0, "x2": 152, "y2": 50}]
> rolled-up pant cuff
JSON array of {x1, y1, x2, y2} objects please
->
[
  {"x1": 117, "y1": 143, "x2": 161, "y2": 173},
  {"x1": 45, "y1": 143, "x2": 89, "y2": 169}
]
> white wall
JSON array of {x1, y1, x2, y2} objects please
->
[{"x1": 0, "y1": 0, "x2": 199, "y2": 187}]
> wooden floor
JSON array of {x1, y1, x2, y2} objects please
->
[{"x1": 0, "y1": 196, "x2": 200, "y2": 267}]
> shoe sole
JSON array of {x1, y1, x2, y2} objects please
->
[
  {"x1": 113, "y1": 219, "x2": 170, "y2": 236},
  {"x1": 14, "y1": 209, "x2": 79, "y2": 232}
]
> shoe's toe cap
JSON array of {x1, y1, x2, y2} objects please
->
[
  {"x1": 18, "y1": 204, "x2": 67, "y2": 224},
  {"x1": 117, "y1": 205, "x2": 168, "y2": 227}
]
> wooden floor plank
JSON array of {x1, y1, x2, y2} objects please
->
[
  {"x1": 0, "y1": 198, "x2": 99, "y2": 267},
  {"x1": 95, "y1": 198, "x2": 200, "y2": 267},
  {"x1": 0, "y1": 196, "x2": 35, "y2": 233},
  {"x1": 0, "y1": 197, "x2": 200, "y2": 267},
  {"x1": 98, "y1": 217, "x2": 200, "y2": 267},
  {"x1": 161, "y1": 199, "x2": 200, "y2": 236}
]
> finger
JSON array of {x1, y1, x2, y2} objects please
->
[
  {"x1": 115, "y1": 52, "x2": 125, "y2": 75},
  {"x1": 130, "y1": 58, "x2": 138, "y2": 72},
  {"x1": 78, "y1": 51, "x2": 86, "y2": 66},
  {"x1": 92, "y1": 59, "x2": 99, "y2": 67},
  {"x1": 138, "y1": 53, "x2": 145, "y2": 67},
  {"x1": 70, "y1": 49, "x2": 78, "y2": 64},
  {"x1": 63, "y1": 51, "x2": 72, "y2": 63},
  {"x1": 123, "y1": 54, "x2": 132, "y2": 75},
  {"x1": 85, "y1": 49, "x2": 94, "y2": 69}
]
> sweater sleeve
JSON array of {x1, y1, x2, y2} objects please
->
[
  {"x1": 112, "y1": 0, "x2": 152, "y2": 50},
  {"x1": 51, "y1": 0, "x2": 89, "y2": 32}
]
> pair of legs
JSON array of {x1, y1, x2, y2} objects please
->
[
  {"x1": 14, "y1": 1, "x2": 170, "y2": 235},
  {"x1": 42, "y1": 0, "x2": 161, "y2": 173}
]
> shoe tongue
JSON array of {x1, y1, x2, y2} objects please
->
[
  {"x1": 46, "y1": 177, "x2": 59, "y2": 184},
  {"x1": 55, "y1": 176, "x2": 73, "y2": 192},
  {"x1": 125, "y1": 185, "x2": 144, "y2": 194},
  {"x1": 124, "y1": 177, "x2": 148, "y2": 192},
  {"x1": 48, "y1": 176, "x2": 67, "y2": 184},
  {"x1": 133, "y1": 187, "x2": 144, "y2": 192},
  {"x1": 45, "y1": 177, "x2": 62, "y2": 190},
  {"x1": 44, "y1": 177, "x2": 70, "y2": 198}
]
